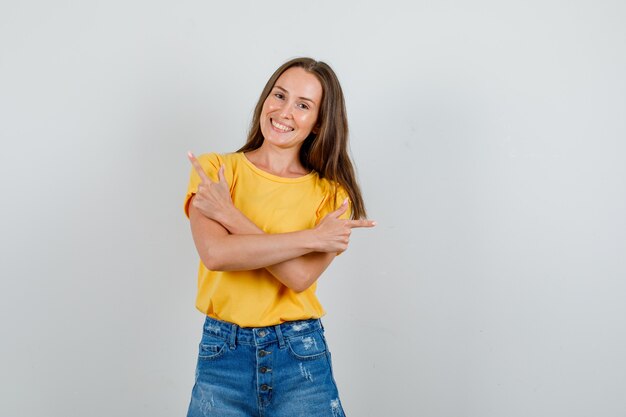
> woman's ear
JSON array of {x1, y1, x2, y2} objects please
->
[{"x1": 312, "y1": 124, "x2": 320, "y2": 134}]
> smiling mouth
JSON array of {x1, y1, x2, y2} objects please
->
[{"x1": 271, "y1": 119, "x2": 294, "y2": 132}]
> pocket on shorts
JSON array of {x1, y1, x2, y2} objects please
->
[
  {"x1": 198, "y1": 332, "x2": 227, "y2": 360},
  {"x1": 286, "y1": 329, "x2": 327, "y2": 360}
]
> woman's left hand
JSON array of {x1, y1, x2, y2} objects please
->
[{"x1": 188, "y1": 152, "x2": 234, "y2": 224}]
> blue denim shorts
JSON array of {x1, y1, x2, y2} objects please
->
[{"x1": 186, "y1": 315, "x2": 346, "y2": 417}]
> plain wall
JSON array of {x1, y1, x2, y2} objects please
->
[{"x1": 1, "y1": 1, "x2": 625, "y2": 416}]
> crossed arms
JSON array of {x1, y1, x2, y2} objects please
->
[{"x1": 187, "y1": 153, "x2": 375, "y2": 292}]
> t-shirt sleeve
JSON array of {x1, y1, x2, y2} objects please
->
[
  {"x1": 315, "y1": 184, "x2": 352, "y2": 223},
  {"x1": 183, "y1": 152, "x2": 224, "y2": 218}
]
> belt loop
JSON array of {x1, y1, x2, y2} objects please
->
[
  {"x1": 274, "y1": 324, "x2": 285, "y2": 348},
  {"x1": 229, "y1": 323, "x2": 237, "y2": 349}
]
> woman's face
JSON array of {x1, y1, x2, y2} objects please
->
[{"x1": 259, "y1": 67, "x2": 323, "y2": 151}]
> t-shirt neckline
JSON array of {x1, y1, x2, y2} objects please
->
[{"x1": 238, "y1": 152, "x2": 316, "y2": 183}]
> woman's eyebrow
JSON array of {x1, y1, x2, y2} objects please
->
[{"x1": 274, "y1": 85, "x2": 316, "y2": 105}]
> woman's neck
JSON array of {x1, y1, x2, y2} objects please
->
[{"x1": 244, "y1": 144, "x2": 309, "y2": 178}]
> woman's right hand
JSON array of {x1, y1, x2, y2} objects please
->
[
  {"x1": 188, "y1": 152, "x2": 235, "y2": 225},
  {"x1": 312, "y1": 199, "x2": 376, "y2": 253}
]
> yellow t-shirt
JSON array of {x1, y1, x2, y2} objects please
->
[{"x1": 184, "y1": 152, "x2": 350, "y2": 327}]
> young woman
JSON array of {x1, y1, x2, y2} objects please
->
[{"x1": 184, "y1": 57, "x2": 375, "y2": 417}]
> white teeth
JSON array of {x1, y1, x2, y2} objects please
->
[{"x1": 271, "y1": 119, "x2": 293, "y2": 132}]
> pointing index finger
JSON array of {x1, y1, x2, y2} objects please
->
[
  {"x1": 187, "y1": 152, "x2": 211, "y2": 184},
  {"x1": 346, "y1": 219, "x2": 377, "y2": 229}
]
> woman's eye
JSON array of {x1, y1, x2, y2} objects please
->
[
  {"x1": 298, "y1": 103, "x2": 310, "y2": 110},
  {"x1": 274, "y1": 93, "x2": 284, "y2": 99}
]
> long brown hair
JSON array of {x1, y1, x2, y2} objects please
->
[{"x1": 237, "y1": 57, "x2": 367, "y2": 219}]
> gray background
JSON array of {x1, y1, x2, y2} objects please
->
[{"x1": 1, "y1": 1, "x2": 625, "y2": 416}]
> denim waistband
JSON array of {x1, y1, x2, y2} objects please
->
[{"x1": 202, "y1": 315, "x2": 323, "y2": 348}]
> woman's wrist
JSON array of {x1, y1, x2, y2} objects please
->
[
  {"x1": 299, "y1": 228, "x2": 320, "y2": 252},
  {"x1": 213, "y1": 204, "x2": 236, "y2": 226}
]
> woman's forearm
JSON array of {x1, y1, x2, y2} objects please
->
[
  {"x1": 205, "y1": 230, "x2": 317, "y2": 271},
  {"x1": 215, "y1": 206, "x2": 265, "y2": 235},
  {"x1": 266, "y1": 252, "x2": 335, "y2": 292},
  {"x1": 211, "y1": 205, "x2": 334, "y2": 292}
]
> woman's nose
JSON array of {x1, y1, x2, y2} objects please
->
[{"x1": 279, "y1": 101, "x2": 293, "y2": 119}]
